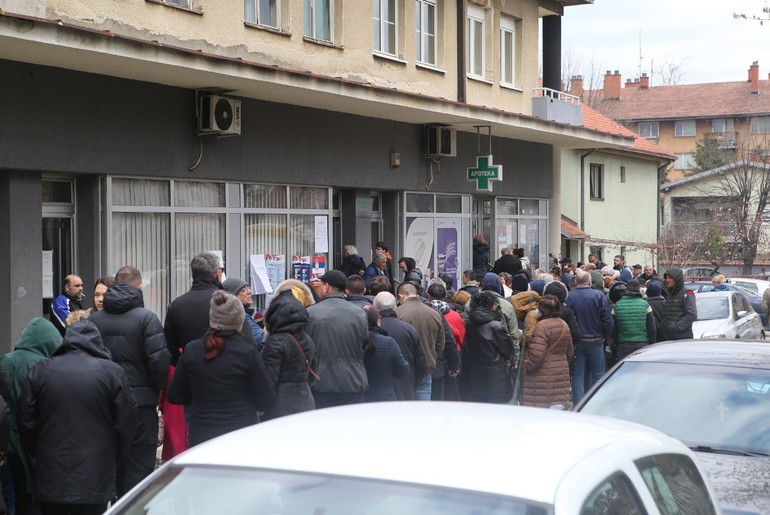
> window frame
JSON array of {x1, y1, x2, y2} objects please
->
[
  {"x1": 750, "y1": 116, "x2": 770, "y2": 134},
  {"x1": 674, "y1": 153, "x2": 695, "y2": 170},
  {"x1": 674, "y1": 119, "x2": 696, "y2": 137},
  {"x1": 374, "y1": 0, "x2": 398, "y2": 56},
  {"x1": 467, "y1": 5, "x2": 486, "y2": 80},
  {"x1": 415, "y1": 0, "x2": 437, "y2": 66},
  {"x1": 590, "y1": 163, "x2": 604, "y2": 200},
  {"x1": 304, "y1": 0, "x2": 334, "y2": 43},
  {"x1": 712, "y1": 118, "x2": 734, "y2": 133},
  {"x1": 244, "y1": 0, "x2": 280, "y2": 29},
  {"x1": 499, "y1": 16, "x2": 517, "y2": 87},
  {"x1": 638, "y1": 122, "x2": 659, "y2": 139}
]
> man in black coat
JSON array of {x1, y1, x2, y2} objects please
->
[
  {"x1": 491, "y1": 246, "x2": 523, "y2": 276},
  {"x1": 19, "y1": 320, "x2": 137, "y2": 514},
  {"x1": 89, "y1": 266, "x2": 170, "y2": 498},
  {"x1": 373, "y1": 291, "x2": 428, "y2": 401},
  {"x1": 164, "y1": 252, "x2": 225, "y2": 365}
]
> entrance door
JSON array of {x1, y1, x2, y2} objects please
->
[{"x1": 42, "y1": 179, "x2": 76, "y2": 317}]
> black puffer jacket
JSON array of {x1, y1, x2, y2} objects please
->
[
  {"x1": 19, "y1": 321, "x2": 138, "y2": 504},
  {"x1": 168, "y1": 329, "x2": 275, "y2": 446},
  {"x1": 261, "y1": 290, "x2": 316, "y2": 420},
  {"x1": 460, "y1": 307, "x2": 514, "y2": 404},
  {"x1": 89, "y1": 284, "x2": 171, "y2": 406}
]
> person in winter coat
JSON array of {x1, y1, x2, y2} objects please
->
[
  {"x1": 373, "y1": 292, "x2": 428, "y2": 401},
  {"x1": 491, "y1": 246, "x2": 523, "y2": 277},
  {"x1": 345, "y1": 275, "x2": 373, "y2": 308},
  {"x1": 511, "y1": 290, "x2": 540, "y2": 347},
  {"x1": 19, "y1": 319, "x2": 138, "y2": 515},
  {"x1": 0, "y1": 318, "x2": 62, "y2": 515},
  {"x1": 472, "y1": 273, "x2": 521, "y2": 364},
  {"x1": 222, "y1": 277, "x2": 266, "y2": 350},
  {"x1": 543, "y1": 281, "x2": 581, "y2": 348},
  {"x1": 168, "y1": 291, "x2": 275, "y2": 447},
  {"x1": 0, "y1": 381, "x2": 9, "y2": 515},
  {"x1": 260, "y1": 287, "x2": 316, "y2": 420},
  {"x1": 472, "y1": 235, "x2": 491, "y2": 280},
  {"x1": 460, "y1": 292, "x2": 514, "y2": 404},
  {"x1": 362, "y1": 253, "x2": 392, "y2": 287},
  {"x1": 398, "y1": 257, "x2": 423, "y2": 285},
  {"x1": 644, "y1": 281, "x2": 666, "y2": 342},
  {"x1": 520, "y1": 295, "x2": 574, "y2": 409},
  {"x1": 362, "y1": 305, "x2": 409, "y2": 402},
  {"x1": 88, "y1": 266, "x2": 171, "y2": 497},
  {"x1": 612, "y1": 280, "x2": 657, "y2": 360},
  {"x1": 661, "y1": 267, "x2": 698, "y2": 341},
  {"x1": 338, "y1": 245, "x2": 366, "y2": 278}
]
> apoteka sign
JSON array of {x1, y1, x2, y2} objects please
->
[{"x1": 467, "y1": 155, "x2": 502, "y2": 191}]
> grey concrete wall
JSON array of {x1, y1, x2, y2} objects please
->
[
  {"x1": 0, "y1": 172, "x2": 43, "y2": 352},
  {"x1": 0, "y1": 59, "x2": 553, "y2": 198}
]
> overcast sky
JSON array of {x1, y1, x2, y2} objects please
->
[{"x1": 561, "y1": 0, "x2": 770, "y2": 86}]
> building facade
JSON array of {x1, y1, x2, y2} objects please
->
[{"x1": 1, "y1": 0, "x2": 643, "y2": 347}]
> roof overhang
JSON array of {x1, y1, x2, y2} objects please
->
[{"x1": 0, "y1": 11, "x2": 630, "y2": 151}]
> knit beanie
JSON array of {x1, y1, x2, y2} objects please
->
[
  {"x1": 645, "y1": 282, "x2": 662, "y2": 298},
  {"x1": 222, "y1": 277, "x2": 248, "y2": 296},
  {"x1": 511, "y1": 273, "x2": 530, "y2": 293},
  {"x1": 209, "y1": 290, "x2": 245, "y2": 331},
  {"x1": 529, "y1": 279, "x2": 546, "y2": 296}
]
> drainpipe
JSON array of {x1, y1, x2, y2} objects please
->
[
  {"x1": 580, "y1": 150, "x2": 596, "y2": 263},
  {"x1": 456, "y1": 0, "x2": 466, "y2": 103},
  {"x1": 656, "y1": 162, "x2": 668, "y2": 269}
]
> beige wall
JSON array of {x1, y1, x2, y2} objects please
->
[
  {"x1": 45, "y1": 0, "x2": 542, "y2": 115},
  {"x1": 560, "y1": 150, "x2": 661, "y2": 266}
]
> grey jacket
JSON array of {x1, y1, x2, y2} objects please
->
[{"x1": 306, "y1": 291, "x2": 369, "y2": 393}]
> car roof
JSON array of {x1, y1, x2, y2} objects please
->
[
  {"x1": 169, "y1": 402, "x2": 692, "y2": 504},
  {"x1": 622, "y1": 339, "x2": 770, "y2": 367}
]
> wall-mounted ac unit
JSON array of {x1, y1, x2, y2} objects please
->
[
  {"x1": 425, "y1": 125, "x2": 456, "y2": 158},
  {"x1": 198, "y1": 95, "x2": 241, "y2": 135}
]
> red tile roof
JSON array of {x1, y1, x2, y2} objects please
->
[
  {"x1": 581, "y1": 104, "x2": 674, "y2": 160},
  {"x1": 595, "y1": 80, "x2": 770, "y2": 121},
  {"x1": 561, "y1": 215, "x2": 589, "y2": 239}
]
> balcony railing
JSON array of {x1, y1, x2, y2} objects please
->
[
  {"x1": 710, "y1": 131, "x2": 738, "y2": 149},
  {"x1": 532, "y1": 87, "x2": 581, "y2": 105}
]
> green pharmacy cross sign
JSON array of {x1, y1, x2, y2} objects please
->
[{"x1": 467, "y1": 155, "x2": 503, "y2": 191}]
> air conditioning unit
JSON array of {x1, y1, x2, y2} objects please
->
[
  {"x1": 198, "y1": 95, "x2": 241, "y2": 135},
  {"x1": 425, "y1": 125, "x2": 456, "y2": 158}
]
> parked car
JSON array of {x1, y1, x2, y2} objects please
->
[
  {"x1": 685, "y1": 281, "x2": 768, "y2": 329},
  {"x1": 692, "y1": 291, "x2": 764, "y2": 340},
  {"x1": 683, "y1": 266, "x2": 718, "y2": 280},
  {"x1": 105, "y1": 402, "x2": 721, "y2": 515},
  {"x1": 575, "y1": 340, "x2": 770, "y2": 515},
  {"x1": 726, "y1": 277, "x2": 770, "y2": 296}
]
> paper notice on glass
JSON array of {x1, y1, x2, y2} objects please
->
[
  {"x1": 42, "y1": 250, "x2": 54, "y2": 298},
  {"x1": 314, "y1": 216, "x2": 328, "y2": 253},
  {"x1": 249, "y1": 255, "x2": 273, "y2": 295}
]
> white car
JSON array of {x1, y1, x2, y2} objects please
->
[
  {"x1": 726, "y1": 277, "x2": 770, "y2": 296},
  {"x1": 694, "y1": 291, "x2": 764, "y2": 340},
  {"x1": 105, "y1": 403, "x2": 721, "y2": 515}
]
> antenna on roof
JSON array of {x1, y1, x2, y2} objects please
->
[{"x1": 639, "y1": 31, "x2": 643, "y2": 80}]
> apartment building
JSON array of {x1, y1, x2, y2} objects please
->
[
  {"x1": 571, "y1": 62, "x2": 770, "y2": 181},
  {"x1": 1, "y1": 0, "x2": 647, "y2": 345}
]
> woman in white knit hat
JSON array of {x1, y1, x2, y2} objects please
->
[{"x1": 168, "y1": 290, "x2": 275, "y2": 446}]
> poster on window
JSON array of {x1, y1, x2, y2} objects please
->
[
  {"x1": 436, "y1": 218, "x2": 460, "y2": 290},
  {"x1": 249, "y1": 254, "x2": 274, "y2": 295},
  {"x1": 311, "y1": 255, "x2": 326, "y2": 279},
  {"x1": 292, "y1": 255, "x2": 311, "y2": 283},
  {"x1": 264, "y1": 254, "x2": 286, "y2": 291},
  {"x1": 405, "y1": 217, "x2": 434, "y2": 278}
]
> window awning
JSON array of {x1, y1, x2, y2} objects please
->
[{"x1": 561, "y1": 215, "x2": 589, "y2": 240}]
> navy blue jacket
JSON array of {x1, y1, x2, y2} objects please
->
[{"x1": 565, "y1": 285, "x2": 614, "y2": 342}]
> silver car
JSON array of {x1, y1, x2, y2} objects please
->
[
  {"x1": 693, "y1": 291, "x2": 764, "y2": 340},
  {"x1": 576, "y1": 340, "x2": 770, "y2": 514}
]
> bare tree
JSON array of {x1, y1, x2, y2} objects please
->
[
  {"x1": 653, "y1": 57, "x2": 690, "y2": 86},
  {"x1": 733, "y1": 6, "x2": 770, "y2": 25}
]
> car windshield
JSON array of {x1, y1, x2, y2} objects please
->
[
  {"x1": 111, "y1": 466, "x2": 549, "y2": 515},
  {"x1": 579, "y1": 361, "x2": 770, "y2": 455},
  {"x1": 696, "y1": 297, "x2": 730, "y2": 321}
]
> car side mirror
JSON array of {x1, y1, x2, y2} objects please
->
[{"x1": 737, "y1": 310, "x2": 749, "y2": 318}]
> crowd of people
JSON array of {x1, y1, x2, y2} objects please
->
[{"x1": 0, "y1": 239, "x2": 698, "y2": 515}]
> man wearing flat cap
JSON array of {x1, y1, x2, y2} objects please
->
[{"x1": 305, "y1": 270, "x2": 369, "y2": 408}]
